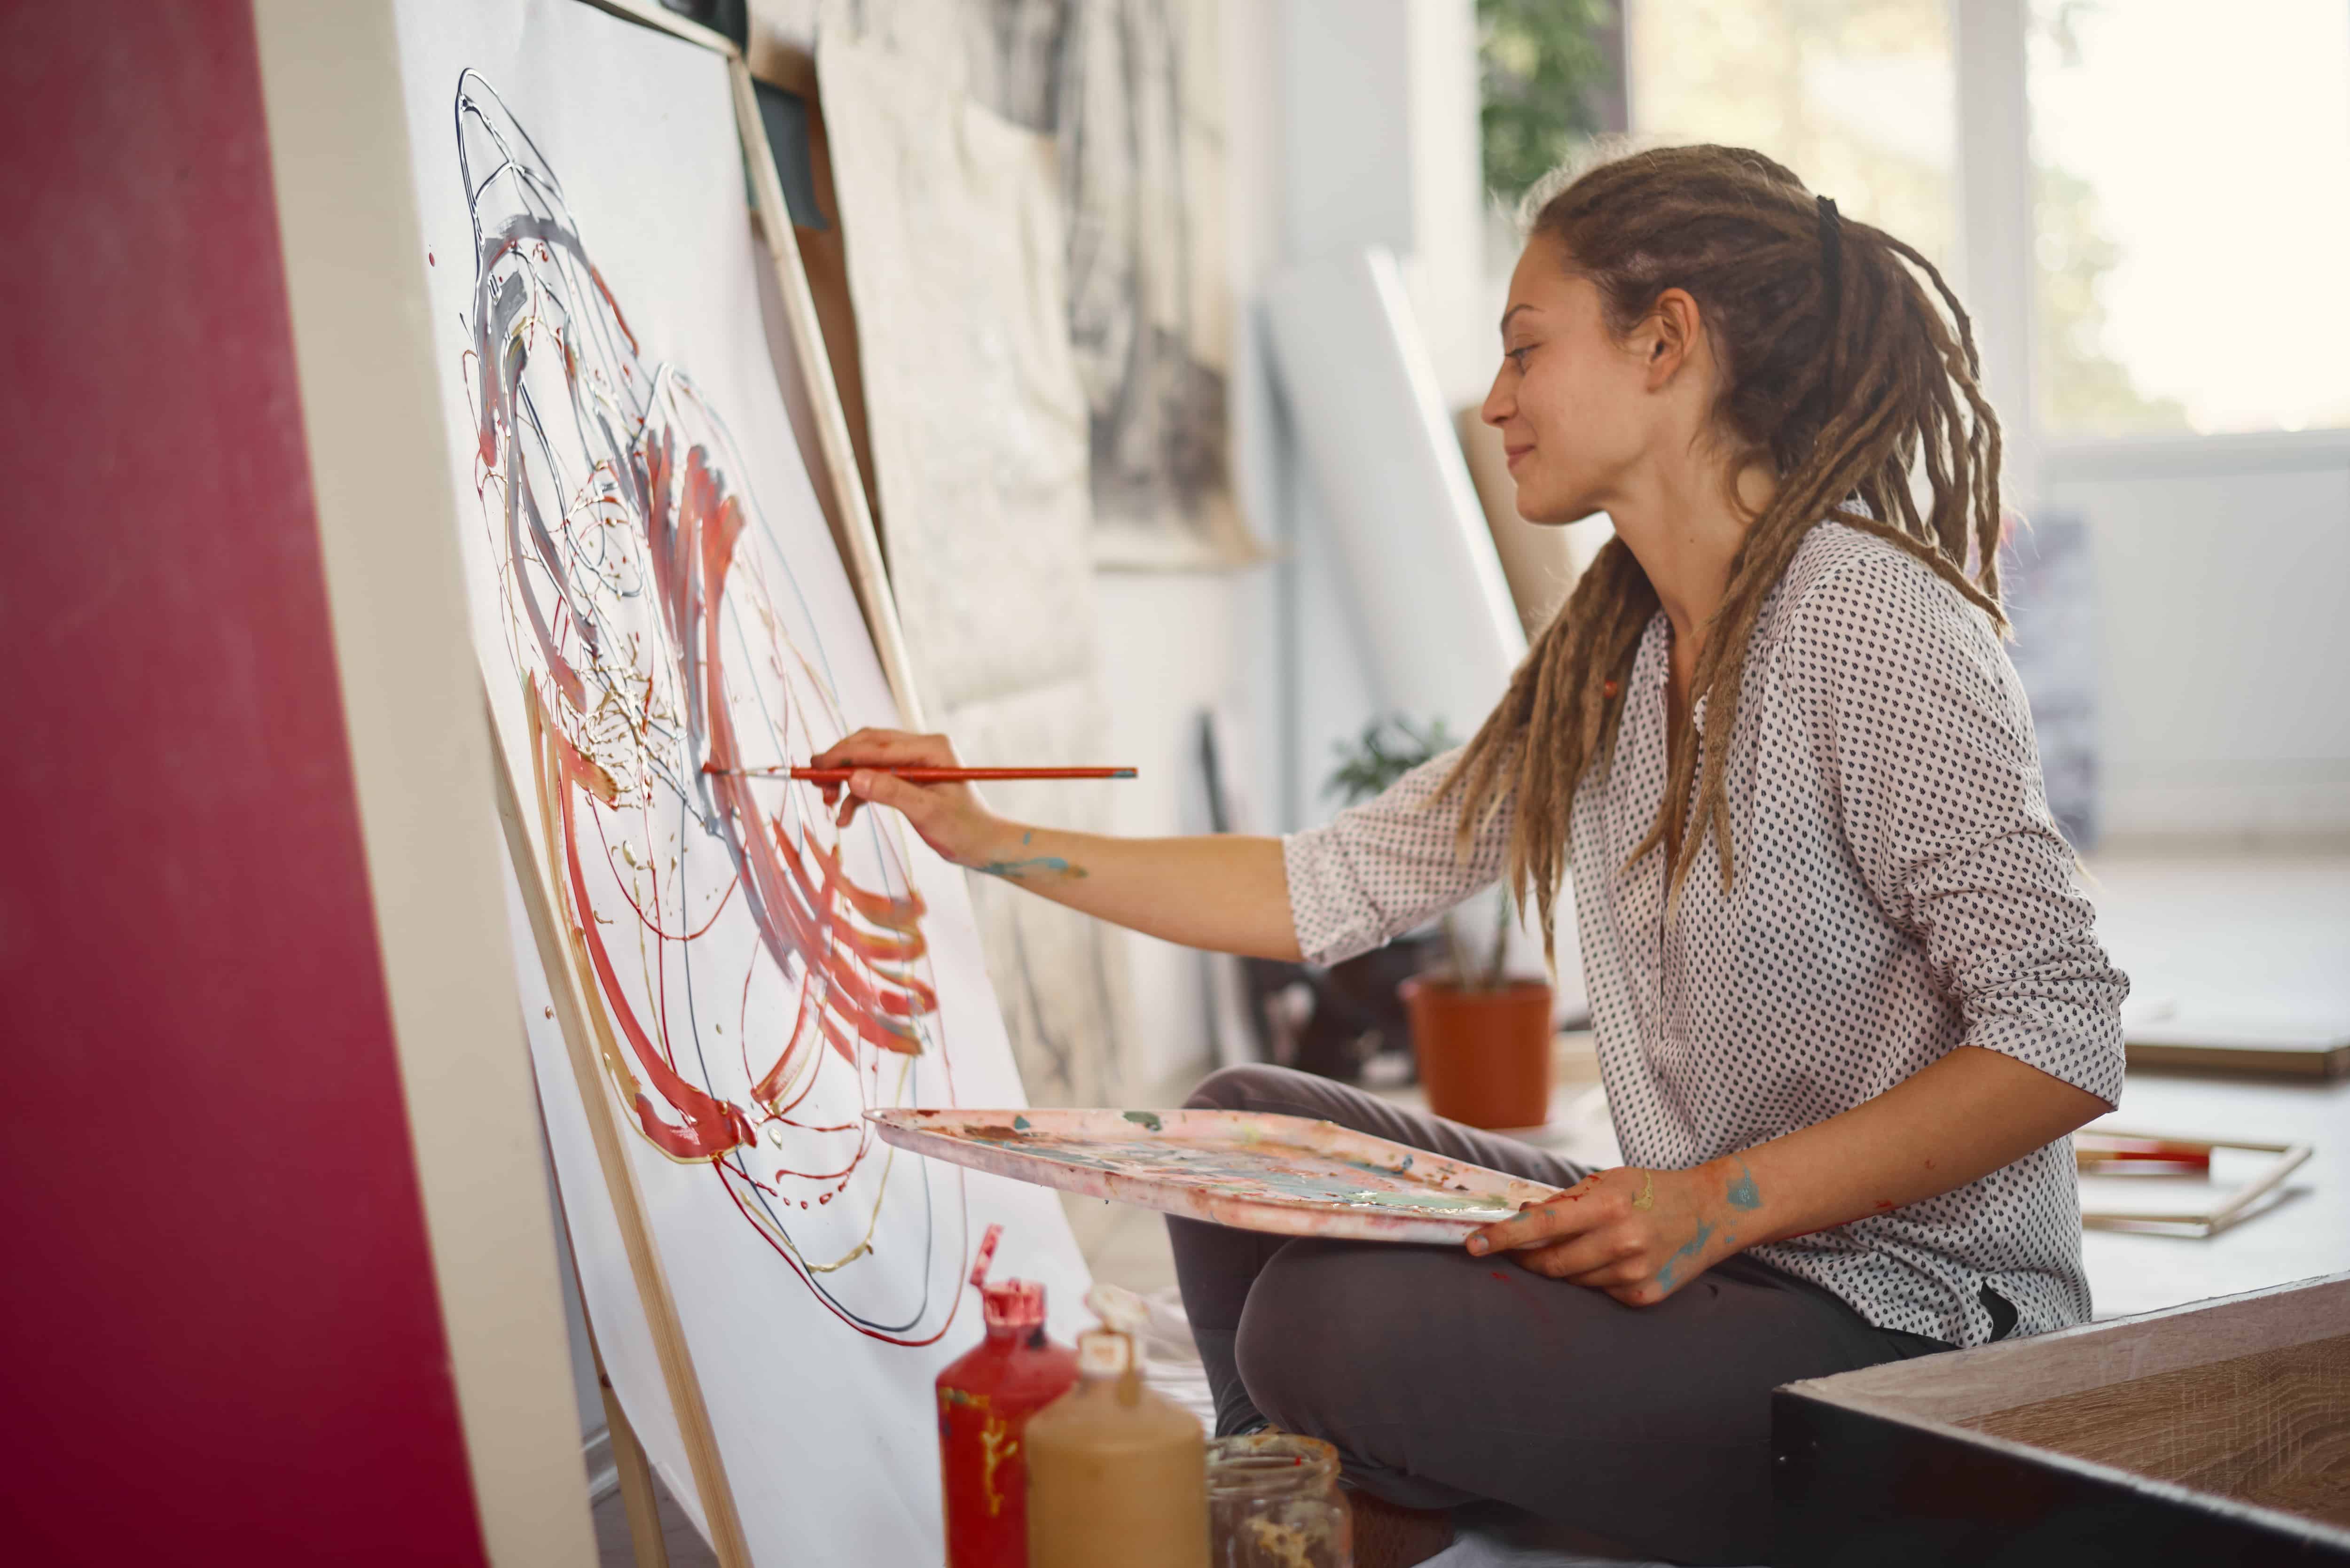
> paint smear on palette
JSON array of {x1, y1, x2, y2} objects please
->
[{"x1": 870, "y1": 1108, "x2": 1555, "y2": 1242}]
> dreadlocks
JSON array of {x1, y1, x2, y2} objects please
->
[{"x1": 1440, "y1": 144, "x2": 2007, "y2": 962}]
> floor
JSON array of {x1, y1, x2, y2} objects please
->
[
  {"x1": 591, "y1": 850, "x2": 2349, "y2": 1566},
  {"x1": 591, "y1": 1472, "x2": 713, "y2": 1568},
  {"x1": 2075, "y1": 848, "x2": 2350, "y2": 1317}
]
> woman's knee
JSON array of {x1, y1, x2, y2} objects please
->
[
  {"x1": 1230, "y1": 1239, "x2": 1392, "y2": 1433},
  {"x1": 1184, "y1": 1061, "x2": 1315, "y2": 1113}
]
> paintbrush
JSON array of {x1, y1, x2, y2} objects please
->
[
  {"x1": 2074, "y1": 1133, "x2": 2212, "y2": 1174},
  {"x1": 701, "y1": 763, "x2": 1137, "y2": 783}
]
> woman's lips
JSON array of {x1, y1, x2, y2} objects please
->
[{"x1": 1504, "y1": 445, "x2": 1532, "y2": 470}]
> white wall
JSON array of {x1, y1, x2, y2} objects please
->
[
  {"x1": 1096, "y1": 571, "x2": 1275, "y2": 1092},
  {"x1": 2044, "y1": 430, "x2": 2350, "y2": 846},
  {"x1": 1271, "y1": 0, "x2": 1492, "y2": 826}
]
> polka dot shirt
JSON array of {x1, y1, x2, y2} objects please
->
[{"x1": 1284, "y1": 521, "x2": 2129, "y2": 1347}]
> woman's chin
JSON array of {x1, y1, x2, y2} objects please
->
[{"x1": 1513, "y1": 489, "x2": 1604, "y2": 528}]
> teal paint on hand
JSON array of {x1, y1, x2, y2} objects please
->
[
  {"x1": 1122, "y1": 1110, "x2": 1164, "y2": 1132},
  {"x1": 1725, "y1": 1160, "x2": 1762, "y2": 1211},
  {"x1": 1012, "y1": 1116, "x2": 1031, "y2": 1131},
  {"x1": 977, "y1": 854, "x2": 1087, "y2": 882},
  {"x1": 1655, "y1": 1221, "x2": 1715, "y2": 1290}
]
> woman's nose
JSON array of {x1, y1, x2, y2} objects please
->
[{"x1": 1480, "y1": 368, "x2": 1512, "y2": 427}]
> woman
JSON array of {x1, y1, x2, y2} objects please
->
[{"x1": 817, "y1": 146, "x2": 2127, "y2": 1565}]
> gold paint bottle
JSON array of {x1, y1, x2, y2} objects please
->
[{"x1": 1025, "y1": 1328, "x2": 1208, "y2": 1568}]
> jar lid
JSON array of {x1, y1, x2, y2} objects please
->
[
  {"x1": 1206, "y1": 1431, "x2": 1340, "y2": 1498},
  {"x1": 1075, "y1": 1327, "x2": 1132, "y2": 1377},
  {"x1": 982, "y1": 1279, "x2": 1045, "y2": 1333}
]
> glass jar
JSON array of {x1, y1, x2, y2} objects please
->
[{"x1": 1205, "y1": 1431, "x2": 1351, "y2": 1568}]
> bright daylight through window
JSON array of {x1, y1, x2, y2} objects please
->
[
  {"x1": 2029, "y1": 0, "x2": 2350, "y2": 437},
  {"x1": 1626, "y1": 0, "x2": 1957, "y2": 270},
  {"x1": 1627, "y1": 1, "x2": 2350, "y2": 443}
]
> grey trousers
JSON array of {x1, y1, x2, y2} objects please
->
[{"x1": 1167, "y1": 1065, "x2": 1947, "y2": 1567}]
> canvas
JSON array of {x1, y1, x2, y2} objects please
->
[
  {"x1": 991, "y1": 0, "x2": 1253, "y2": 568},
  {"x1": 818, "y1": 26, "x2": 1135, "y2": 1105},
  {"x1": 390, "y1": 2, "x2": 1090, "y2": 1558},
  {"x1": 821, "y1": 0, "x2": 1256, "y2": 568}
]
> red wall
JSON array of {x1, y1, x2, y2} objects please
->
[{"x1": 0, "y1": 6, "x2": 490, "y2": 1561}]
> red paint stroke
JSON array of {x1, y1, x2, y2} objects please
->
[{"x1": 550, "y1": 724, "x2": 754, "y2": 1161}]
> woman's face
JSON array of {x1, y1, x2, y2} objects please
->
[{"x1": 1480, "y1": 235, "x2": 1661, "y2": 525}]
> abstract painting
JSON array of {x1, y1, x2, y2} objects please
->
[{"x1": 391, "y1": 1, "x2": 1088, "y2": 1559}]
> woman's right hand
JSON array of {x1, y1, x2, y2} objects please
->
[{"x1": 807, "y1": 728, "x2": 1011, "y2": 870}]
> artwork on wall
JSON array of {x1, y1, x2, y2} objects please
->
[
  {"x1": 822, "y1": 0, "x2": 1259, "y2": 568},
  {"x1": 1023, "y1": 0, "x2": 1255, "y2": 569},
  {"x1": 391, "y1": 2, "x2": 1089, "y2": 1559},
  {"x1": 818, "y1": 23, "x2": 1134, "y2": 1105}
]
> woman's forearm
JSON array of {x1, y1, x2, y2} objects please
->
[
  {"x1": 818, "y1": 729, "x2": 1303, "y2": 960},
  {"x1": 960, "y1": 822, "x2": 1301, "y2": 961},
  {"x1": 1467, "y1": 1045, "x2": 2110, "y2": 1303},
  {"x1": 1699, "y1": 1045, "x2": 2109, "y2": 1250}
]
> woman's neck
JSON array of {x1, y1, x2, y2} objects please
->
[{"x1": 1606, "y1": 457, "x2": 1775, "y2": 695}]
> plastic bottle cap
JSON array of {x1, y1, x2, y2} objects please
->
[
  {"x1": 1075, "y1": 1328, "x2": 1132, "y2": 1378},
  {"x1": 981, "y1": 1279, "x2": 1046, "y2": 1334}
]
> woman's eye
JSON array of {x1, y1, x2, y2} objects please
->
[{"x1": 1505, "y1": 346, "x2": 1532, "y2": 370}]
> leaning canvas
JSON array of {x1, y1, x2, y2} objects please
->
[{"x1": 389, "y1": 1, "x2": 1090, "y2": 1560}]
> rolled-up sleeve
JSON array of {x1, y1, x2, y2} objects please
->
[
  {"x1": 1799, "y1": 550, "x2": 2129, "y2": 1107},
  {"x1": 1283, "y1": 749, "x2": 1513, "y2": 967}
]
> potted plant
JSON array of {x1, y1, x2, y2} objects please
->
[{"x1": 1324, "y1": 719, "x2": 1556, "y2": 1129}]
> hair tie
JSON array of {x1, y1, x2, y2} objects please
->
[
  {"x1": 1816, "y1": 195, "x2": 1842, "y2": 322},
  {"x1": 1816, "y1": 194, "x2": 1843, "y2": 402}
]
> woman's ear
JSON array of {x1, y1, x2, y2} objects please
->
[{"x1": 1644, "y1": 288, "x2": 1704, "y2": 390}]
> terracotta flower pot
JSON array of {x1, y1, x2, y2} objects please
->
[{"x1": 1400, "y1": 976, "x2": 1554, "y2": 1130}]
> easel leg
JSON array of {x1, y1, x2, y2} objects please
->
[{"x1": 599, "y1": 1352, "x2": 672, "y2": 1568}]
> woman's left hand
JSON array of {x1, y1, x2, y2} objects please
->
[{"x1": 1465, "y1": 1163, "x2": 1746, "y2": 1306}]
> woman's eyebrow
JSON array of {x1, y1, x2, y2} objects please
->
[{"x1": 1499, "y1": 303, "x2": 1535, "y2": 335}]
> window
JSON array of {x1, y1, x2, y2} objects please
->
[
  {"x1": 2029, "y1": 0, "x2": 2350, "y2": 437},
  {"x1": 1626, "y1": 0, "x2": 1957, "y2": 270}
]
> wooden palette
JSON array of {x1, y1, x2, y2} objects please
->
[{"x1": 866, "y1": 1108, "x2": 1557, "y2": 1243}]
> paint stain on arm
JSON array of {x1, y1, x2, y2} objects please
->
[
  {"x1": 976, "y1": 854, "x2": 1088, "y2": 882},
  {"x1": 1724, "y1": 1158, "x2": 1762, "y2": 1211},
  {"x1": 1654, "y1": 1221, "x2": 1714, "y2": 1290}
]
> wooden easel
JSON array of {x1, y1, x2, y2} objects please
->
[{"x1": 488, "y1": 4, "x2": 934, "y2": 1566}]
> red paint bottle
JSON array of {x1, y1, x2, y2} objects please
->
[{"x1": 938, "y1": 1279, "x2": 1079, "y2": 1568}]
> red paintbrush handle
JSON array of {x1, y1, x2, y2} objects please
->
[{"x1": 699, "y1": 763, "x2": 1136, "y2": 782}]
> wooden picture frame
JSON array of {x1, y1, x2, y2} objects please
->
[{"x1": 2078, "y1": 1130, "x2": 2316, "y2": 1238}]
